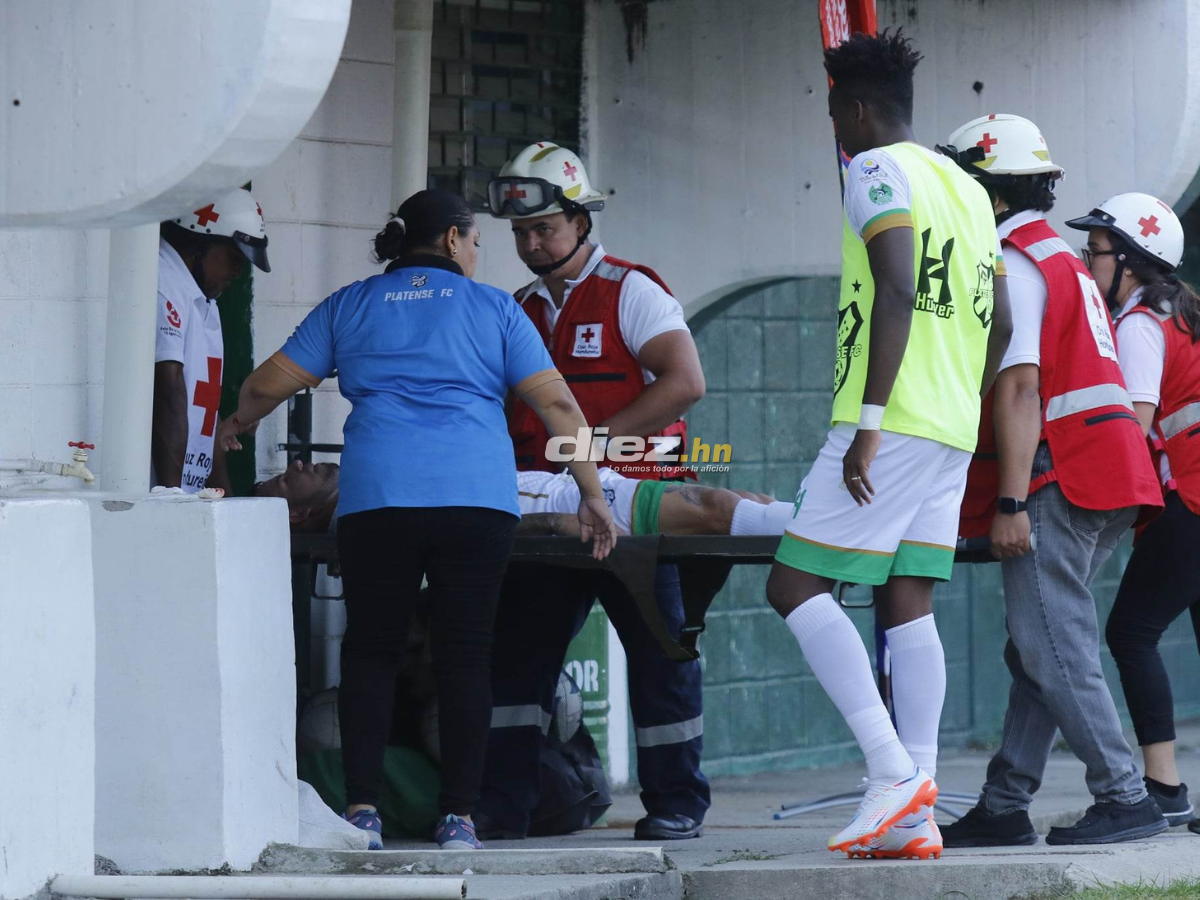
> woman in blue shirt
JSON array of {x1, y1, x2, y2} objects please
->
[{"x1": 219, "y1": 189, "x2": 615, "y2": 851}]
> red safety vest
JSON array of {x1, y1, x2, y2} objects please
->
[
  {"x1": 959, "y1": 219, "x2": 1162, "y2": 537},
  {"x1": 508, "y1": 255, "x2": 694, "y2": 480},
  {"x1": 1124, "y1": 305, "x2": 1200, "y2": 515}
]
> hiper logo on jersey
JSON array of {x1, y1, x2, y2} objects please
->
[{"x1": 572, "y1": 323, "x2": 603, "y2": 358}]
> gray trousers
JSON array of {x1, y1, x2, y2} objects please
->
[{"x1": 981, "y1": 444, "x2": 1145, "y2": 814}]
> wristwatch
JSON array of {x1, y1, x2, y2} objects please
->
[{"x1": 997, "y1": 497, "x2": 1028, "y2": 515}]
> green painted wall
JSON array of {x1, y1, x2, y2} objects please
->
[{"x1": 687, "y1": 276, "x2": 1200, "y2": 778}]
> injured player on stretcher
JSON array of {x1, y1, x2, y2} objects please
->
[{"x1": 261, "y1": 458, "x2": 796, "y2": 539}]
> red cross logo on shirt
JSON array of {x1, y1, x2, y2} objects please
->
[
  {"x1": 563, "y1": 160, "x2": 578, "y2": 181},
  {"x1": 192, "y1": 356, "x2": 223, "y2": 437},
  {"x1": 194, "y1": 204, "x2": 220, "y2": 228},
  {"x1": 976, "y1": 132, "x2": 998, "y2": 153},
  {"x1": 504, "y1": 184, "x2": 527, "y2": 200},
  {"x1": 581, "y1": 327, "x2": 596, "y2": 342},
  {"x1": 1138, "y1": 215, "x2": 1162, "y2": 237}
]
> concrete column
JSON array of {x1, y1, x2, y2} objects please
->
[
  {"x1": 0, "y1": 499, "x2": 95, "y2": 900},
  {"x1": 92, "y1": 497, "x2": 298, "y2": 872},
  {"x1": 390, "y1": 0, "x2": 434, "y2": 210},
  {"x1": 100, "y1": 223, "x2": 160, "y2": 493}
]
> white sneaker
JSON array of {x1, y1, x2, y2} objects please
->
[
  {"x1": 847, "y1": 809, "x2": 943, "y2": 860},
  {"x1": 827, "y1": 768, "x2": 938, "y2": 854}
]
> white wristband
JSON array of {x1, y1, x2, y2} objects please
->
[{"x1": 858, "y1": 404, "x2": 885, "y2": 431}]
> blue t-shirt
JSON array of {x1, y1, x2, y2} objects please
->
[{"x1": 280, "y1": 256, "x2": 554, "y2": 518}]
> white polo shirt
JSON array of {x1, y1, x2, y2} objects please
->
[
  {"x1": 995, "y1": 210, "x2": 1051, "y2": 372},
  {"x1": 1115, "y1": 287, "x2": 1172, "y2": 484},
  {"x1": 520, "y1": 243, "x2": 689, "y2": 383},
  {"x1": 154, "y1": 238, "x2": 224, "y2": 492}
]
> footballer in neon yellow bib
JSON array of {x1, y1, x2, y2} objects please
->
[{"x1": 833, "y1": 142, "x2": 1002, "y2": 453}]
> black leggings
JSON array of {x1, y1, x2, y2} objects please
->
[
  {"x1": 337, "y1": 506, "x2": 517, "y2": 816},
  {"x1": 1106, "y1": 492, "x2": 1200, "y2": 746}
]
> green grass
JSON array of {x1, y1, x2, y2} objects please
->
[{"x1": 1052, "y1": 877, "x2": 1200, "y2": 899}]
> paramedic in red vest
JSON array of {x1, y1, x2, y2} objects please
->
[
  {"x1": 939, "y1": 116, "x2": 1165, "y2": 848},
  {"x1": 1075, "y1": 193, "x2": 1200, "y2": 831},
  {"x1": 153, "y1": 188, "x2": 270, "y2": 493},
  {"x1": 477, "y1": 142, "x2": 711, "y2": 842}
]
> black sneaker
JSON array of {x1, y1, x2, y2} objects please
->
[
  {"x1": 470, "y1": 811, "x2": 527, "y2": 841},
  {"x1": 1045, "y1": 796, "x2": 1169, "y2": 845},
  {"x1": 1144, "y1": 778, "x2": 1195, "y2": 827},
  {"x1": 941, "y1": 806, "x2": 1038, "y2": 848},
  {"x1": 1189, "y1": 818, "x2": 1200, "y2": 835}
]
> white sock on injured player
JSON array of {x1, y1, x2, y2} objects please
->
[
  {"x1": 730, "y1": 499, "x2": 795, "y2": 535},
  {"x1": 886, "y1": 614, "x2": 945, "y2": 778},
  {"x1": 784, "y1": 594, "x2": 915, "y2": 781}
]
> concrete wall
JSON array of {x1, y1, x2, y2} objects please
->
[
  {"x1": 251, "y1": 0, "x2": 531, "y2": 482},
  {"x1": 0, "y1": 229, "x2": 109, "y2": 480},
  {"x1": 92, "y1": 496, "x2": 297, "y2": 872},
  {"x1": 0, "y1": 499, "x2": 95, "y2": 900},
  {"x1": 585, "y1": 0, "x2": 1200, "y2": 318}
]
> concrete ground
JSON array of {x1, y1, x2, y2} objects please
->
[{"x1": 259, "y1": 723, "x2": 1200, "y2": 900}]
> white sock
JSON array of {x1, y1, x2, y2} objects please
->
[
  {"x1": 731, "y1": 499, "x2": 796, "y2": 535},
  {"x1": 886, "y1": 614, "x2": 945, "y2": 778},
  {"x1": 785, "y1": 594, "x2": 914, "y2": 781}
]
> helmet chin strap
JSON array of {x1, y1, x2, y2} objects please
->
[{"x1": 527, "y1": 209, "x2": 593, "y2": 277}]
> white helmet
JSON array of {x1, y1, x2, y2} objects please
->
[
  {"x1": 1066, "y1": 192, "x2": 1183, "y2": 271},
  {"x1": 172, "y1": 187, "x2": 271, "y2": 272},
  {"x1": 487, "y1": 142, "x2": 606, "y2": 220},
  {"x1": 942, "y1": 113, "x2": 1064, "y2": 178}
]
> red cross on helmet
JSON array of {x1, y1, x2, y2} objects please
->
[
  {"x1": 172, "y1": 187, "x2": 271, "y2": 272},
  {"x1": 487, "y1": 142, "x2": 606, "y2": 220},
  {"x1": 942, "y1": 114, "x2": 1064, "y2": 178},
  {"x1": 1066, "y1": 192, "x2": 1183, "y2": 271}
]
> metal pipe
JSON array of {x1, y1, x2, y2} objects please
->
[
  {"x1": 52, "y1": 874, "x2": 465, "y2": 900},
  {"x1": 100, "y1": 223, "x2": 160, "y2": 493},
  {"x1": 390, "y1": 0, "x2": 434, "y2": 209}
]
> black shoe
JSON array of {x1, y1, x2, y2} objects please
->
[
  {"x1": 941, "y1": 806, "x2": 1039, "y2": 848},
  {"x1": 471, "y1": 811, "x2": 527, "y2": 841},
  {"x1": 634, "y1": 813, "x2": 703, "y2": 840},
  {"x1": 1144, "y1": 778, "x2": 1195, "y2": 827},
  {"x1": 1045, "y1": 797, "x2": 1170, "y2": 845},
  {"x1": 1189, "y1": 818, "x2": 1200, "y2": 835}
]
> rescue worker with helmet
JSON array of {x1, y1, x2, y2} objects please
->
[
  {"x1": 477, "y1": 142, "x2": 711, "y2": 841},
  {"x1": 941, "y1": 116, "x2": 1166, "y2": 847},
  {"x1": 153, "y1": 188, "x2": 270, "y2": 493},
  {"x1": 1073, "y1": 192, "x2": 1200, "y2": 831}
]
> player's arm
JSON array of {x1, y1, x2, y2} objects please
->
[
  {"x1": 980, "y1": 273, "x2": 1013, "y2": 396},
  {"x1": 841, "y1": 226, "x2": 915, "y2": 505},
  {"x1": 152, "y1": 361, "x2": 188, "y2": 488}
]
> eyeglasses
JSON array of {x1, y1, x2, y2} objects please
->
[{"x1": 1081, "y1": 248, "x2": 1118, "y2": 269}]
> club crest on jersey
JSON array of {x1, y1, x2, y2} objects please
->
[
  {"x1": 410, "y1": 273, "x2": 428, "y2": 287},
  {"x1": 573, "y1": 323, "x2": 603, "y2": 358}
]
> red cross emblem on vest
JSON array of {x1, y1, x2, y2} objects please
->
[{"x1": 192, "y1": 356, "x2": 223, "y2": 437}]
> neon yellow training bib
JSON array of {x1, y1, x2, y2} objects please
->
[{"x1": 831, "y1": 142, "x2": 999, "y2": 452}]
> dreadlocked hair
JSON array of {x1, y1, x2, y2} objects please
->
[
  {"x1": 1112, "y1": 232, "x2": 1200, "y2": 343},
  {"x1": 823, "y1": 29, "x2": 923, "y2": 124}
]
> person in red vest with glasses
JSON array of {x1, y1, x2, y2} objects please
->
[
  {"x1": 477, "y1": 142, "x2": 712, "y2": 843},
  {"x1": 941, "y1": 117, "x2": 1165, "y2": 848},
  {"x1": 1074, "y1": 192, "x2": 1200, "y2": 833}
]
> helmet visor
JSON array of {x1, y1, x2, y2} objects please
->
[
  {"x1": 487, "y1": 177, "x2": 560, "y2": 217},
  {"x1": 233, "y1": 232, "x2": 270, "y2": 273}
]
